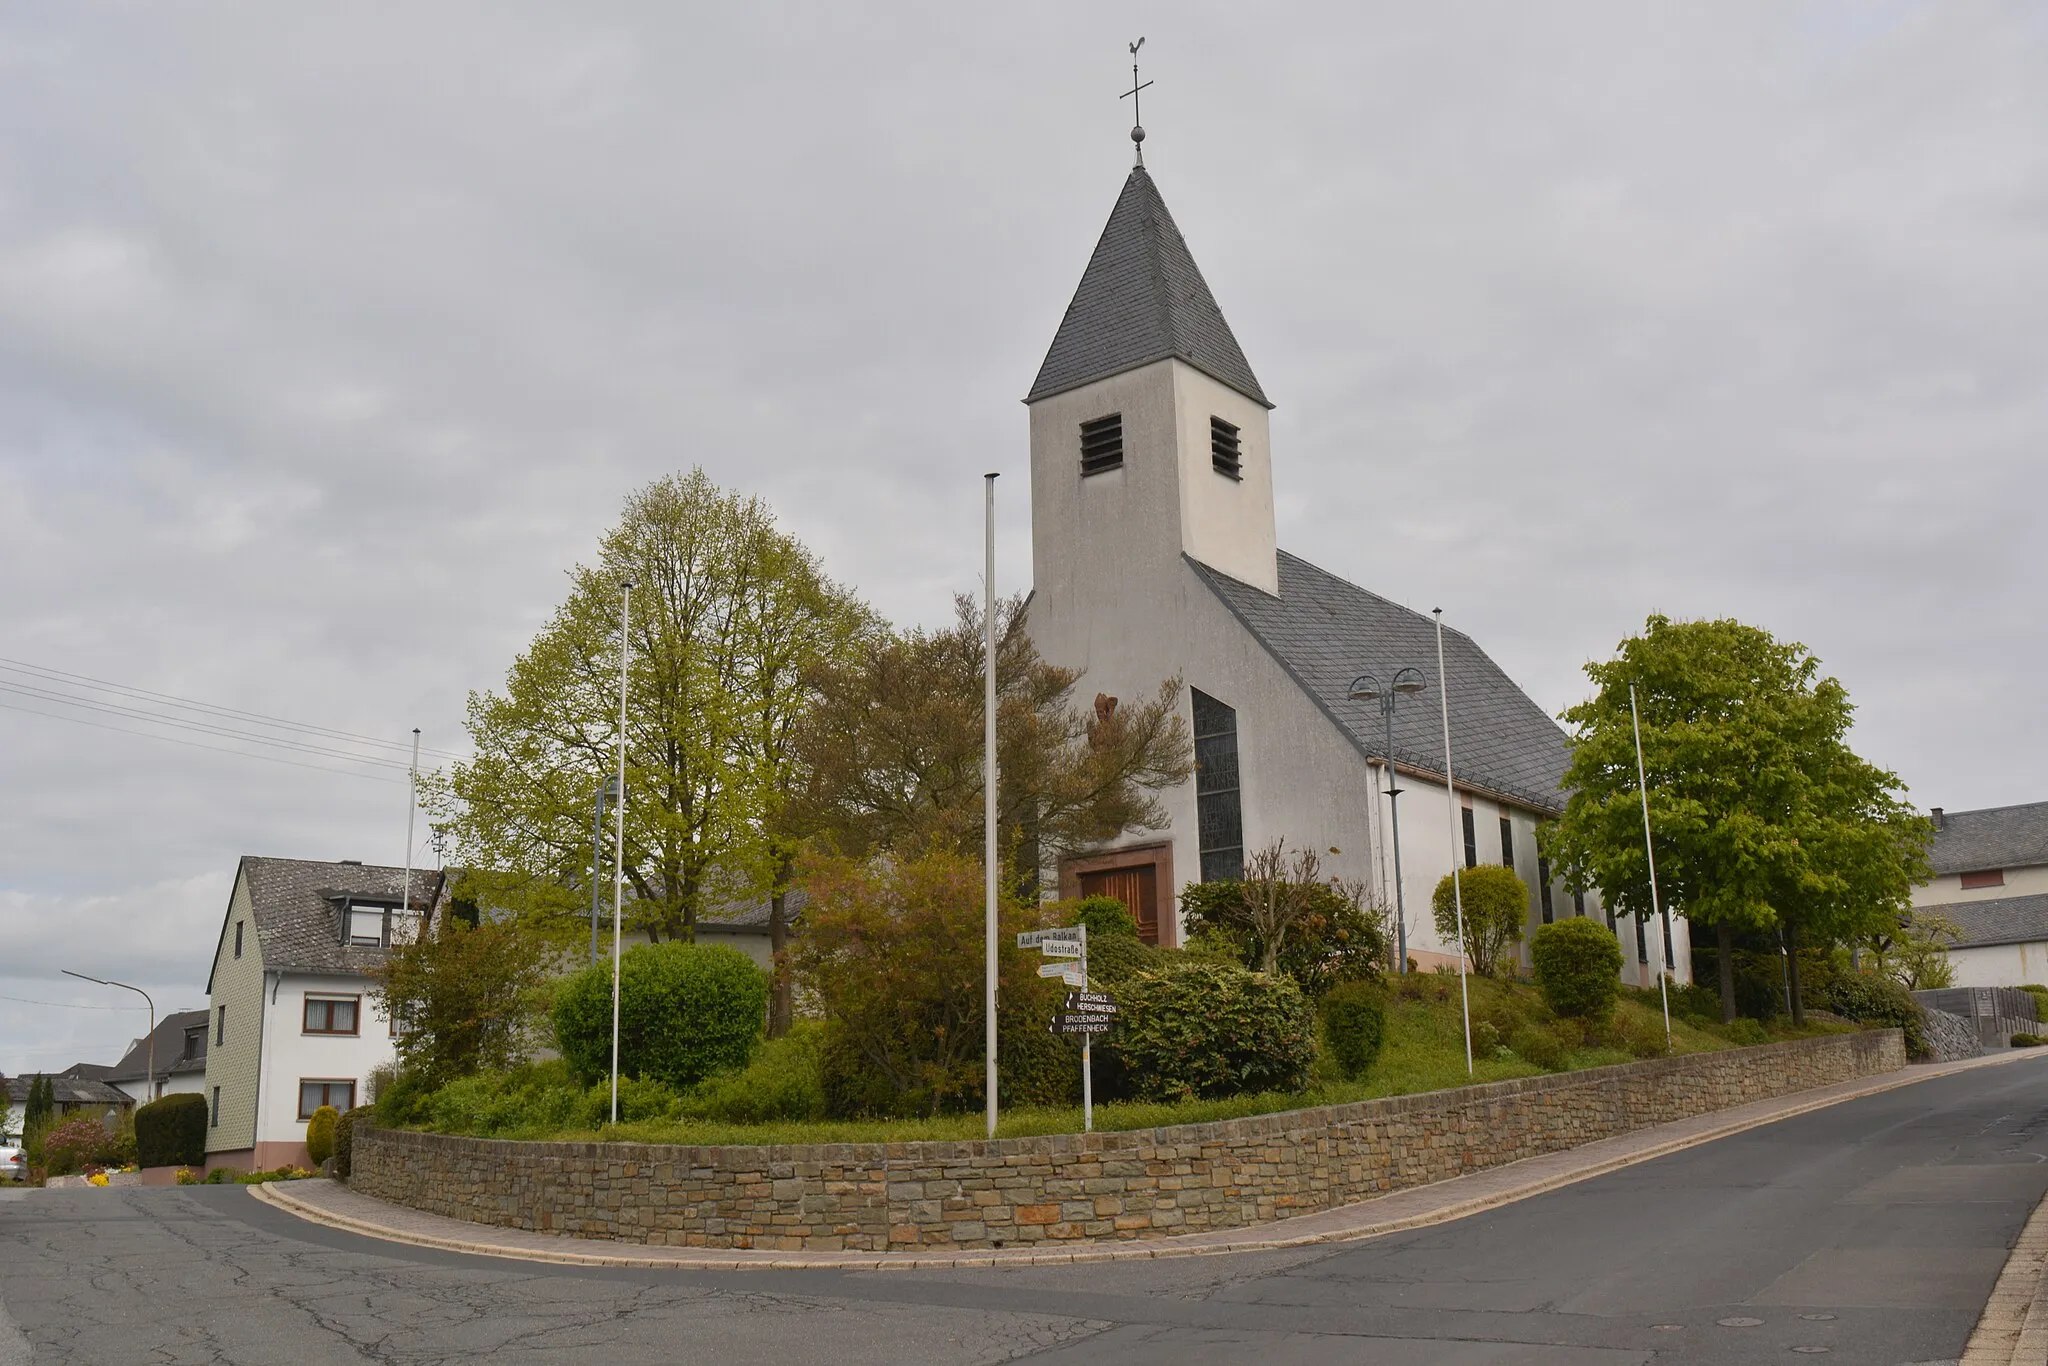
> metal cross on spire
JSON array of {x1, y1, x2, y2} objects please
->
[{"x1": 1121, "y1": 37, "x2": 1152, "y2": 167}]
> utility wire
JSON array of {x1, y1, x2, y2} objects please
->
[
  {"x1": 0, "y1": 680, "x2": 417, "y2": 771},
  {"x1": 0, "y1": 698, "x2": 406, "y2": 783},
  {"x1": 0, "y1": 657, "x2": 468, "y2": 761},
  {"x1": 0, "y1": 995, "x2": 149, "y2": 1011}
]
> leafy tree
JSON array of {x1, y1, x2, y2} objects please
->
[
  {"x1": 790, "y1": 595, "x2": 1192, "y2": 889},
  {"x1": 435, "y1": 469, "x2": 870, "y2": 948},
  {"x1": 1432, "y1": 865, "x2": 1530, "y2": 977},
  {"x1": 23, "y1": 1074, "x2": 53, "y2": 1135},
  {"x1": 373, "y1": 917, "x2": 553, "y2": 1086},
  {"x1": 1862, "y1": 910, "x2": 1961, "y2": 991},
  {"x1": 1541, "y1": 616, "x2": 1930, "y2": 1024},
  {"x1": 792, "y1": 848, "x2": 1072, "y2": 1118}
]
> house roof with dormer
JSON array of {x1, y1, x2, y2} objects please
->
[
  {"x1": 1026, "y1": 166, "x2": 1271, "y2": 409},
  {"x1": 206, "y1": 857, "x2": 445, "y2": 993},
  {"x1": 1190, "y1": 551, "x2": 1574, "y2": 815}
]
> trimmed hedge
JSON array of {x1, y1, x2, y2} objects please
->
[
  {"x1": 1531, "y1": 918, "x2": 1624, "y2": 1024},
  {"x1": 553, "y1": 941, "x2": 768, "y2": 1090},
  {"x1": 305, "y1": 1105, "x2": 339, "y2": 1167},
  {"x1": 1105, "y1": 959, "x2": 1318, "y2": 1102},
  {"x1": 332, "y1": 1105, "x2": 374, "y2": 1180},
  {"x1": 135, "y1": 1092, "x2": 208, "y2": 1169}
]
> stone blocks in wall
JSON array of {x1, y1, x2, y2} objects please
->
[{"x1": 350, "y1": 1030, "x2": 1904, "y2": 1252}]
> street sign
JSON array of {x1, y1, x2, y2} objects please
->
[
  {"x1": 1017, "y1": 928, "x2": 1084, "y2": 948},
  {"x1": 1063, "y1": 999, "x2": 1117, "y2": 1017},
  {"x1": 1039, "y1": 961, "x2": 1084, "y2": 984},
  {"x1": 1037, "y1": 941, "x2": 1084, "y2": 958},
  {"x1": 1063, "y1": 992, "x2": 1116, "y2": 1012},
  {"x1": 1049, "y1": 1016, "x2": 1114, "y2": 1035}
]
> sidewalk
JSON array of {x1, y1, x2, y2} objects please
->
[{"x1": 254, "y1": 1048, "x2": 2045, "y2": 1272}]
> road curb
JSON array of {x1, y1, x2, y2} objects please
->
[
  {"x1": 1962, "y1": 1164, "x2": 2048, "y2": 1366},
  {"x1": 251, "y1": 1048, "x2": 2044, "y2": 1272}
]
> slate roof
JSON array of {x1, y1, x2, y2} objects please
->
[
  {"x1": 1190, "y1": 551, "x2": 1573, "y2": 815},
  {"x1": 4, "y1": 1075, "x2": 132, "y2": 1108},
  {"x1": 209, "y1": 857, "x2": 444, "y2": 992},
  {"x1": 1026, "y1": 166, "x2": 1271, "y2": 408},
  {"x1": 1930, "y1": 802, "x2": 2048, "y2": 875},
  {"x1": 1918, "y1": 893, "x2": 2048, "y2": 950},
  {"x1": 697, "y1": 888, "x2": 809, "y2": 936},
  {"x1": 107, "y1": 1009, "x2": 209, "y2": 1084}
]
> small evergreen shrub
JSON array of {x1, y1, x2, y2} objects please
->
[
  {"x1": 1530, "y1": 919, "x2": 1624, "y2": 1023},
  {"x1": 134, "y1": 1093, "x2": 208, "y2": 1169},
  {"x1": 1106, "y1": 960, "x2": 1318, "y2": 1102},
  {"x1": 553, "y1": 941, "x2": 768, "y2": 1089},
  {"x1": 1607, "y1": 1007, "x2": 1670, "y2": 1058},
  {"x1": 1068, "y1": 896, "x2": 1138, "y2": 941},
  {"x1": 1814, "y1": 973, "x2": 1927, "y2": 1058},
  {"x1": 682, "y1": 1022, "x2": 828, "y2": 1123},
  {"x1": 304, "y1": 1105, "x2": 339, "y2": 1167},
  {"x1": 331, "y1": 1105, "x2": 374, "y2": 1180},
  {"x1": 2012, "y1": 1033, "x2": 2045, "y2": 1048},
  {"x1": 1319, "y1": 981, "x2": 1388, "y2": 1080},
  {"x1": 1724, "y1": 1017, "x2": 1770, "y2": 1046}
]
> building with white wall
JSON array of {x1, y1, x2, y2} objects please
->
[
  {"x1": 202, "y1": 857, "x2": 438, "y2": 1172},
  {"x1": 1022, "y1": 149, "x2": 1688, "y2": 984},
  {"x1": 1911, "y1": 802, "x2": 2048, "y2": 988},
  {"x1": 106, "y1": 1008, "x2": 210, "y2": 1106}
]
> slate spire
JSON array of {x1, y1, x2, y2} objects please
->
[{"x1": 1026, "y1": 167, "x2": 1271, "y2": 408}]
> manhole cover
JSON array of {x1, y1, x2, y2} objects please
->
[
  {"x1": 1799, "y1": 1313, "x2": 1837, "y2": 1322},
  {"x1": 1717, "y1": 1317, "x2": 1765, "y2": 1327}
]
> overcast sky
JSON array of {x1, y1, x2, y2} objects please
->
[{"x1": 3, "y1": 3, "x2": 2043, "y2": 1075}]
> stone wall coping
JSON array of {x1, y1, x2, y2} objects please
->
[{"x1": 362, "y1": 1030, "x2": 1892, "y2": 1167}]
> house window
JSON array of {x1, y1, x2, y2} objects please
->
[
  {"x1": 182, "y1": 1026, "x2": 204, "y2": 1062},
  {"x1": 1210, "y1": 416, "x2": 1242, "y2": 479},
  {"x1": 1960, "y1": 869, "x2": 2005, "y2": 890},
  {"x1": 1635, "y1": 912, "x2": 1649, "y2": 964},
  {"x1": 347, "y1": 904, "x2": 388, "y2": 947},
  {"x1": 1079, "y1": 413, "x2": 1124, "y2": 475},
  {"x1": 210, "y1": 1086, "x2": 220, "y2": 1128},
  {"x1": 1192, "y1": 689, "x2": 1244, "y2": 883},
  {"x1": 1462, "y1": 807, "x2": 1478, "y2": 869},
  {"x1": 1539, "y1": 857, "x2": 1554, "y2": 924},
  {"x1": 1661, "y1": 910, "x2": 1676, "y2": 970},
  {"x1": 297, "y1": 1079, "x2": 356, "y2": 1119},
  {"x1": 215, "y1": 1005, "x2": 226, "y2": 1046},
  {"x1": 303, "y1": 996, "x2": 360, "y2": 1036},
  {"x1": 1574, "y1": 889, "x2": 1587, "y2": 919},
  {"x1": 1499, "y1": 817, "x2": 1515, "y2": 870},
  {"x1": 234, "y1": 921, "x2": 244, "y2": 959}
]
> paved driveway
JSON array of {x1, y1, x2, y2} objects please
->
[{"x1": 3, "y1": 1057, "x2": 2044, "y2": 1364}]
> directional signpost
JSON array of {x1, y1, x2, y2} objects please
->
[{"x1": 1017, "y1": 924, "x2": 1117, "y2": 1131}]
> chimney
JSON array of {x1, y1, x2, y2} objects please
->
[{"x1": 1931, "y1": 808, "x2": 1944, "y2": 830}]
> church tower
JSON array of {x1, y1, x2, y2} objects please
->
[{"x1": 1025, "y1": 164, "x2": 1279, "y2": 682}]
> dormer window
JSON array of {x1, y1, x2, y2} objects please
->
[
  {"x1": 1079, "y1": 413, "x2": 1123, "y2": 475},
  {"x1": 182, "y1": 1026, "x2": 204, "y2": 1061},
  {"x1": 1210, "y1": 417, "x2": 1242, "y2": 479},
  {"x1": 345, "y1": 901, "x2": 391, "y2": 947}
]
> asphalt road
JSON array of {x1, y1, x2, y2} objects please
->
[{"x1": 3, "y1": 1057, "x2": 2045, "y2": 1365}]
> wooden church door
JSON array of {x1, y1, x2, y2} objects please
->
[{"x1": 1078, "y1": 862, "x2": 1160, "y2": 945}]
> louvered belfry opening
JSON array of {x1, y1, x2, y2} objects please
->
[
  {"x1": 1079, "y1": 412, "x2": 1125, "y2": 475},
  {"x1": 1210, "y1": 416, "x2": 1242, "y2": 479}
]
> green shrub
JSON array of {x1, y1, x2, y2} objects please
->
[
  {"x1": 1431, "y1": 866, "x2": 1530, "y2": 977},
  {"x1": 681, "y1": 1022, "x2": 828, "y2": 1123},
  {"x1": 332, "y1": 1105, "x2": 374, "y2": 1180},
  {"x1": 1067, "y1": 896, "x2": 1138, "y2": 941},
  {"x1": 1814, "y1": 973, "x2": 1927, "y2": 1057},
  {"x1": 372, "y1": 1065, "x2": 434, "y2": 1128},
  {"x1": 553, "y1": 941, "x2": 767, "y2": 1089},
  {"x1": 1179, "y1": 878, "x2": 1390, "y2": 996},
  {"x1": 2012, "y1": 1033, "x2": 2045, "y2": 1049},
  {"x1": 304, "y1": 1105, "x2": 339, "y2": 1167},
  {"x1": 203, "y1": 1165, "x2": 241, "y2": 1184},
  {"x1": 420, "y1": 1060, "x2": 588, "y2": 1137},
  {"x1": 134, "y1": 1093, "x2": 208, "y2": 1169},
  {"x1": 1106, "y1": 960, "x2": 1318, "y2": 1102},
  {"x1": 41, "y1": 1115, "x2": 122, "y2": 1175},
  {"x1": 1530, "y1": 918, "x2": 1624, "y2": 1023},
  {"x1": 1606, "y1": 1006, "x2": 1670, "y2": 1058},
  {"x1": 1319, "y1": 981, "x2": 1388, "y2": 1080},
  {"x1": 1507, "y1": 1023, "x2": 1569, "y2": 1070},
  {"x1": 1085, "y1": 934, "x2": 1164, "y2": 988},
  {"x1": 1724, "y1": 1017, "x2": 1770, "y2": 1046},
  {"x1": 583, "y1": 1074, "x2": 684, "y2": 1128},
  {"x1": 2020, "y1": 985, "x2": 2048, "y2": 1023}
]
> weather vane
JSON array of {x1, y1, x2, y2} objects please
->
[{"x1": 1121, "y1": 37, "x2": 1151, "y2": 167}]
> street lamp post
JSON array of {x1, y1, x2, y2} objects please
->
[
  {"x1": 1348, "y1": 668, "x2": 1426, "y2": 975},
  {"x1": 62, "y1": 970, "x2": 155, "y2": 1101}
]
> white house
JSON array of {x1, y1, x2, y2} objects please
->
[
  {"x1": 1021, "y1": 148, "x2": 1688, "y2": 985},
  {"x1": 106, "y1": 1008, "x2": 210, "y2": 1106},
  {"x1": 202, "y1": 857, "x2": 438, "y2": 1172},
  {"x1": 1912, "y1": 802, "x2": 2048, "y2": 987}
]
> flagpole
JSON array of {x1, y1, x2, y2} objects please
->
[
  {"x1": 401, "y1": 728, "x2": 419, "y2": 932},
  {"x1": 610, "y1": 578, "x2": 633, "y2": 1126},
  {"x1": 1432, "y1": 609, "x2": 1474, "y2": 1076},
  {"x1": 983, "y1": 473, "x2": 1000, "y2": 1140},
  {"x1": 1630, "y1": 684, "x2": 1673, "y2": 1049}
]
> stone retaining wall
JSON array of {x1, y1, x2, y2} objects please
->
[{"x1": 351, "y1": 1030, "x2": 1904, "y2": 1252}]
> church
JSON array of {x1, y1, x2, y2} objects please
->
[{"x1": 1022, "y1": 144, "x2": 1692, "y2": 986}]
